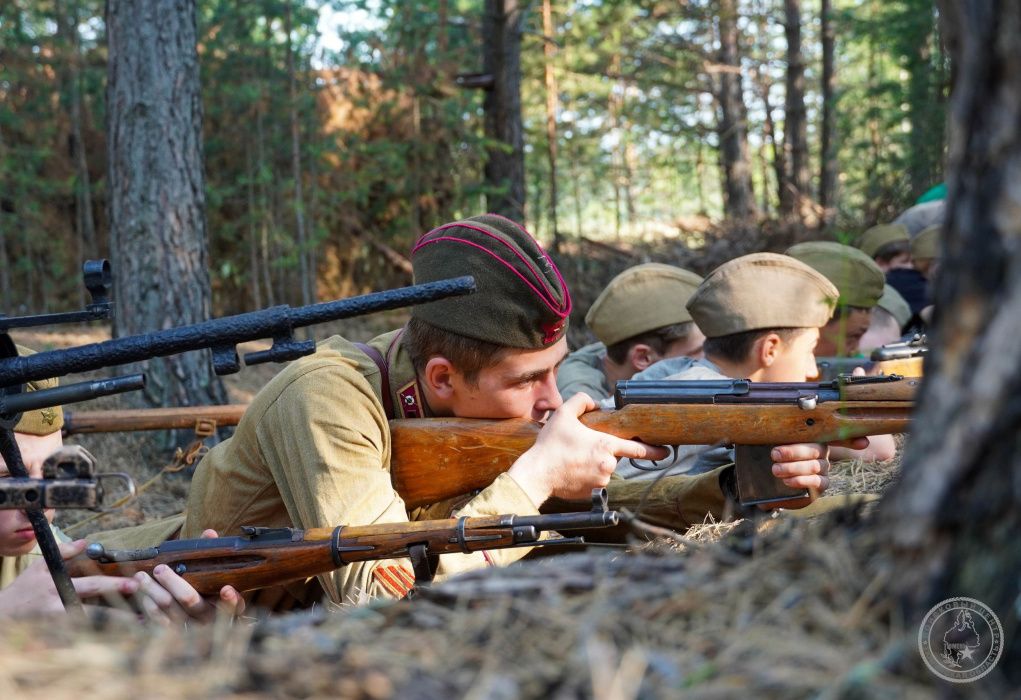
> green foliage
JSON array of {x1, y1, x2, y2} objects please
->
[{"x1": 0, "y1": 0, "x2": 945, "y2": 314}]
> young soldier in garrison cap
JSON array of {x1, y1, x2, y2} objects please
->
[
  {"x1": 911, "y1": 224, "x2": 941, "y2": 281},
  {"x1": 618, "y1": 253, "x2": 871, "y2": 478},
  {"x1": 167, "y1": 214, "x2": 674, "y2": 606},
  {"x1": 784, "y1": 244, "x2": 898, "y2": 461},
  {"x1": 909, "y1": 224, "x2": 941, "y2": 327},
  {"x1": 857, "y1": 223, "x2": 912, "y2": 273},
  {"x1": 0, "y1": 348, "x2": 241, "y2": 621},
  {"x1": 557, "y1": 263, "x2": 705, "y2": 402},
  {"x1": 860, "y1": 284, "x2": 912, "y2": 351},
  {"x1": 100, "y1": 215, "x2": 832, "y2": 608},
  {"x1": 786, "y1": 241, "x2": 886, "y2": 358}
]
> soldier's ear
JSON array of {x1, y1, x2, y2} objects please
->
[
  {"x1": 756, "y1": 333, "x2": 782, "y2": 368},
  {"x1": 422, "y1": 356, "x2": 456, "y2": 399},
  {"x1": 627, "y1": 343, "x2": 657, "y2": 371}
]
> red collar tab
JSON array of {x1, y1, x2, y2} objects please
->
[{"x1": 397, "y1": 380, "x2": 423, "y2": 419}]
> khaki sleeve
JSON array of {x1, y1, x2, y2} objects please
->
[
  {"x1": 256, "y1": 362, "x2": 415, "y2": 604},
  {"x1": 256, "y1": 364, "x2": 540, "y2": 603},
  {"x1": 605, "y1": 466, "x2": 734, "y2": 531},
  {"x1": 433, "y1": 472, "x2": 542, "y2": 576}
]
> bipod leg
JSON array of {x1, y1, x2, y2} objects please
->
[{"x1": 0, "y1": 428, "x2": 81, "y2": 613}]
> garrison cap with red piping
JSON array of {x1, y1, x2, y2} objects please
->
[{"x1": 409, "y1": 214, "x2": 572, "y2": 348}]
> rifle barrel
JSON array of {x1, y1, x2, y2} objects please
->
[
  {"x1": 0, "y1": 277, "x2": 476, "y2": 386},
  {"x1": 0, "y1": 374, "x2": 145, "y2": 417}
]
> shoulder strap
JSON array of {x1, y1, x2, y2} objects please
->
[{"x1": 355, "y1": 342, "x2": 395, "y2": 420}]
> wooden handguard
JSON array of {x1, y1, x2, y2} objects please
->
[
  {"x1": 68, "y1": 491, "x2": 619, "y2": 595},
  {"x1": 63, "y1": 404, "x2": 248, "y2": 435}
]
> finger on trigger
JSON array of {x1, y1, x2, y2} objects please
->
[{"x1": 615, "y1": 437, "x2": 668, "y2": 461}]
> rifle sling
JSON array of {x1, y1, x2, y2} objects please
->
[{"x1": 355, "y1": 342, "x2": 395, "y2": 420}]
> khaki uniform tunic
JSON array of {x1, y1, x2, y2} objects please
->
[
  {"x1": 180, "y1": 330, "x2": 539, "y2": 605},
  {"x1": 94, "y1": 330, "x2": 734, "y2": 604},
  {"x1": 557, "y1": 342, "x2": 612, "y2": 402}
]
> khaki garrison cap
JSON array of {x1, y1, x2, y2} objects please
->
[
  {"x1": 858, "y1": 224, "x2": 909, "y2": 258},
  {"x1": 876, "y1": 284, "x2": 912, "y2": 328},
  {"x1": 911, "y1": 224, "x2": 941, "y2": 260},
  {"x1": 13, "y1": 346, "x2": 64, "y2": 436},
  {"x1": 410, "y1": 214, "x2": 572, "y2": 349},
  {"x1": 786, "y1": 241, "x2": 885, "y2": 309},
  {"x1": 686, "y1": 253, "x2": 838, "y2": 338},
  {"x1": 585, "y1": 263, "x2": 703, "y2": 347}
]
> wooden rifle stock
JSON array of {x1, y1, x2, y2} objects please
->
[
  {"x1": 69, "y1": 490, "x2": 617, "y2": 595},
  {"x1": 63, "y1": 404, "x2": 248, "y2": 435},
  {"x1": 391, "y1": 377, "x2": 918, "y2": 509}
]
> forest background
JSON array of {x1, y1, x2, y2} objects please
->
[{"x1": 1, "y1": 0, "x2": 945, "y2": 317}]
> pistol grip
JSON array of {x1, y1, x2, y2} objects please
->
[{"x1": 734, "y1": 444, "x2": 810, "y2": 507}]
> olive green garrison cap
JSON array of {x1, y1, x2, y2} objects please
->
[
  {"x1": 13, "y1": 346, "x2": 64, "y2": 436},
  {"x1": 410, "y1": 214, "x2": 572, "y2": 349},
  {"x1": 911, "y1": 224, "x2": 941, "y2": 260},
  {"x1": 858, "y1": 223, "x2": 909, "y2": 258},
  {"x1": 686, "y1": 253, "x2": 838, "y2": 338},
  {"x1": 876, "y1": 284, "x2": 912, "y2": 328},
  {"x1": 786, "y1": 241, "x2": 885, "y2": 309},
  {"x1": 585, "y1": 263, "x2": 702, "y2": 347}
]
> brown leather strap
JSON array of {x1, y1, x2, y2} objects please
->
[{"x1": 355, "y1": 342, "x2": 395, "y2": 420}]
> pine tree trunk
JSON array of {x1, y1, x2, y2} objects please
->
[
  {"x1": 716, "y1": 0, "x2": 757, "y2": 222},
  {"x1": 284, "y1": 2, "x2": 312, "y2": 306},
  {"x1": 541, "y1": 0, "x2": 560, "y2": 250},
  {"x1": 0, "y1": 124, "x2": 10, "y2": 311},
  {"x1": 782, "y1": 0, "x2": 810, "y2": 223},
  {"x1": 906, "y1": 9, "x2": 936, "y2": 198},
  {"x1": 880, "y1": 0, "x2": 1021, "y2": 678},
  {"x1": 482, "y1": 0, "x2": 526, "y2": 223},
  {"x1": 245, "y1": 145, "x2": 262, "y2": 309},
  {"x1": 105, "y1": 0, "x2": 226, "y2": 407},
  {"x1": 819, "y1": 0, "x2": 838, "y2": 225},
  {"x1": 55, "y1": 0, "x2": 98, "y2": 263},
  {"x1": 254, "y1": 88, "x2": 276, "y2": 307}
]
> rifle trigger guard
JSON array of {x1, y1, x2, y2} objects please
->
[{"x1": 628, "y1": 445, "x2": 676, "y2": 472}]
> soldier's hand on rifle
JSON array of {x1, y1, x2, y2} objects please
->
[
  {"x1": 769, "y1": 437, "x2": 869, "y2": 496},
  {"x1": 130, "y1": 529, "x2": 245, "y2": 625},
  {"x1": 509, "y1": 392, "x2": 669, "y2": 504},
  {"x1": 0, "y1": 539, "x2": 141, "y2": 617}
]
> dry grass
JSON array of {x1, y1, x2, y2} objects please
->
[{"x1": 0, "y1": 511, "x2": 951, "y2": 698}]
